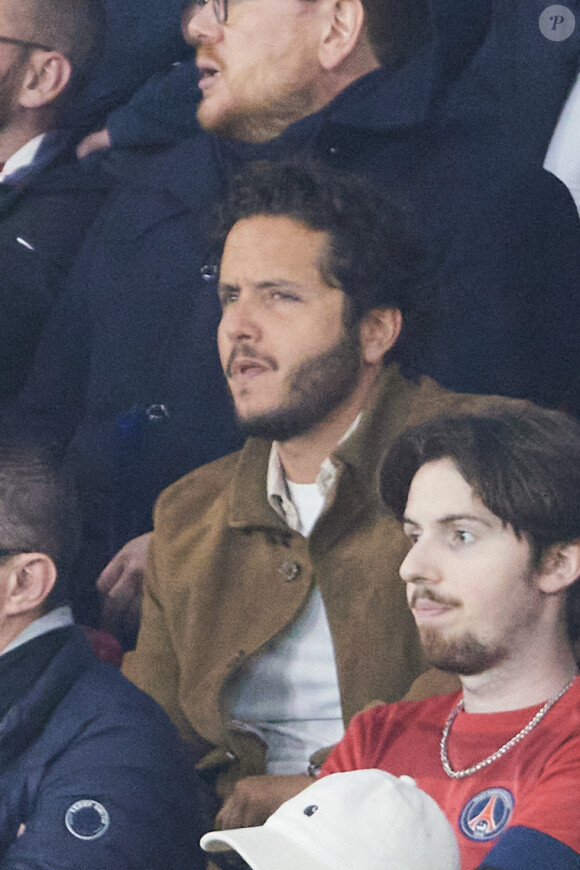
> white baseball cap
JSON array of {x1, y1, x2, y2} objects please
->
[{"x1": 201, "y1": 769, "x2": 460, "y2": 870}]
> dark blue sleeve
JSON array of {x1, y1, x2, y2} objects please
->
[
  {"x1": 62, "y1": 0, "x2": 194, "y2": 130},
  {"x1": 0, "y1": 211, "x2": 99, "y2": 453},
  {"x1": 107, "y1": 60, "x2": 201, "y2": 148},
  {"x1": 0, "y1": 675, "x2": 210, "y2": 869},
  {"x1": 479, "y1": 826, "x2": 580, "y2": 869}
]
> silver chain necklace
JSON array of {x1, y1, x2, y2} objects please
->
[{"x1": 440, "y1": 677, "x2": 576, "y2": 779}]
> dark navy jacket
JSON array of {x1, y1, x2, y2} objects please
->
[
  {"x1": 6, "y1": 0, "x2": 580, "y2": 621},
  {"x1": 0, "y1": 627, "x2": 207, "y2": 869},
  {"x1": 0, "y1": 142, "x2": 107, "y2": 408}
]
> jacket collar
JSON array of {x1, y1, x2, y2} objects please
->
[
  {"x1": 0, "y1": 627, "x2": 94, "y2": 768},
  {"x1": 226, "y1": 365, "x2": 421, "y2": 534}
]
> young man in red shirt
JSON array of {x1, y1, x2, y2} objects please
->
[{"x1": 323, "y1": 405, "x2": 580, "y2": 869}]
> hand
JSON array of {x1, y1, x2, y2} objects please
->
[
  {"x1": 216, "y1": 774, "x2": 312, "y2": 830},
  {"x1": 97, "y1": 533, "x2": 151, "y2": 646},
  {"x1": 76, "y1": 127, "x2": 112, "y2": 158}
]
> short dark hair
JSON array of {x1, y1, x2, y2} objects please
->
[
  {"x1": 298, "y1": 0, "x2": 432, "y2": 69},
  {"x1": 0, "y1": 441, "x2": 81, "y2": 611},
  {"x1": 360, "y1": 0, "x2": 431, "y2": 69},
  {"x1": 212, "y1": 158, "x2": 434, "y2": 360},
  {"x1": 380, "y1": 404, "x2": 580, "y2": 642},
  {"x1": 23, "y1": 0, "x2": 105, "y2": 82}
]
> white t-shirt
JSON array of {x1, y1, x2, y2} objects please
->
[{"x1": 227, "y1": 421, "x2": 362, "y2": 774}]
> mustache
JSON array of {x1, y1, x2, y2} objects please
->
[
  {"x1": 410, "y1": 587, "x2": 461, "y2": 609},
  {"x1": 195, "y1": 46, "x2": 222, "y2": 65},
  {"x1": 225, "y1": 344, "x2": 279, "y2": 378}
]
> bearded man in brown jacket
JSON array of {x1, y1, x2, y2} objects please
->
[{"x1": 124, "y1": 160, "x2": 518, "y2": 830}]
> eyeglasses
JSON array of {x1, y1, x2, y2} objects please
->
[
  {"x1": 0, "y1": 549, "x2": 31, "y2": 557},
  {"x1": 189, "y1": 0, "x2": 229, "y2": 25},
  {"x1": 0, "y1": 35, "x2": 53, "y2": 53}
]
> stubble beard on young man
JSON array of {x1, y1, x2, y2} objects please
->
[
  {"x1": 236, "y1": 327, "x2": 363, "y2": 442},
  {"x1": 419, "y1": 627, "x2": 508, "y2": 676}
]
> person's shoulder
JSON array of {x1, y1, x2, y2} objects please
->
[
  {"x1": 4, "y1": 158, "x2": 110, "y2": 255},
  {"x1": 69, "y1": 650, "x2": 184, "y2": 740},
  {"x1": 372, "y1": 366, "x2": 462, "y2": 428},
  {"x1": 100, "y1": 131, "x2": 213, "y2": 187},
  {"x1": 154, "y1": 448, "x2": 244, "y2": 526},
  {"x1": 356, "y1": 689, "x2": 461, "y2": 730},
  {"x1": 402, "y1": 372, "x2": 528, "y2": 426},
  {"x1": 73, "y1": 648, "x2": 159, "y2": 707},
  {"x1": 21, "y1": 151, "x2": 109, "y2": 195},
  {"x1": 88, "y1": 131, "x2": 222, "y2": 237}
]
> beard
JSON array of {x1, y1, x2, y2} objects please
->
[
  {"x1": 0, "y1": 62, "x2": 25, "y2": 132},
  {"x1": 419, "y1": 627, "x2": 508, "y2": 676},
  {"x1": 197, "y1": 85, "x2": 316, "y2": 143},
  {"x1": 195, "y1": 56, "x2": 318, "y2": 144},
  {"x1": 237, "y1": 326, "x2": 362, "y2": 442}
]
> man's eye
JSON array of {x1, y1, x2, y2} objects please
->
[
  {"x1": 453, "y1": 529, "x2": 475, "y2": 544},
  {"x1": 219, "y1": 289, "x2": 239, "y2": 306},
  {"x1": 269, "y1": 290, "x2": 299, "y2": 302}
]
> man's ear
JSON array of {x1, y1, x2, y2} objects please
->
[
  {"x1": 3, "y1": 554, "x2": 57, "y2": 617},
  {"x1": 18, "y1": 51, "x2": 72, "y2": 110},
  {"x1": 318, "y1": 0, "x2": 367, "y2": 70},
  {"x1": 536, "y1": 542, "x2": 580, "y2": 595},
  {"x1": 359, "y1": 307, "x2": 402, "y2": 365}
]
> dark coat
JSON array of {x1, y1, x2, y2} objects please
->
[
  {"x1": 7, "y1": 0, "x2": 580, "y2": 619},
  {"x1": 0, "y1": 626, "x2": 207, "y2": 869},
  {"x1": 0, "y1": 146, "x2": 107, "y2": 406}
]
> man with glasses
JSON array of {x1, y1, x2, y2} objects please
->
[
  {"x1": 0, "y1": 0, "x2": 107, "y2": 409},
  {"x1": 6, "y1": 0, "x2": 580, "y2": 636},
  {"x1": 0, "y1": 439, "x2": 208, "y2": 869}
]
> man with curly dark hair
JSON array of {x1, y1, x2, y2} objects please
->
[{"x1": 124, "y1": 159, "x2": 516, "y2": 829}]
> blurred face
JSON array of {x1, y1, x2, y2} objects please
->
[
  {"x1": 0, "y1": 4, "x2": 30, "y2": 131},
  {"x1": 184, "y1": 0, "x2": 327, "y2": 142},
  {"x1": 217, "y1": 215, "x2": 363, "y2": 441},
  {"x1": 399, "y1": 458, "x2": 543, "y2": 676},
  {"x1": 0, "y1": 57, "x2": 23, "y2": 130}
]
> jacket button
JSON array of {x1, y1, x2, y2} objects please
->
[
  {"x1": 145, "y1": 403, "x2": 170, "y2": 422},
  {"x1": 328, "y1": 146, "x2": 339, "y2": 155},
  {"x1": 279, "y1": 561, "x2": 301, "y2": 582},
  {"x1": 200, "y1": 264, "x2": 218, "y2": 282}
]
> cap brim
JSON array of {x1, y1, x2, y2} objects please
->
[{"x1": 201, "y1": 826, "x2": 330, "y2": 870}]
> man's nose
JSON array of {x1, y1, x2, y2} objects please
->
[
  {"x1": 222, "y1": 297, "x2": 262, "y2": 342},
  {"x1": 399, "y1": 538, "x2": 440, "y2": 585},
  {"x1": 182, "y1": 3, "x2": 223, "y2": 45}
]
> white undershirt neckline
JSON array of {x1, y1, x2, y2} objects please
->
[
  {"x1": 0, "y1": 133, "x2": 46, "y2": 183},
  {"x1": 1, "y1": 605, "x2": 74, "y2": 657}
]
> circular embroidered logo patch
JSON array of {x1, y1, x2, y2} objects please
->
[
  {"x1": 459, "y1": 788, "x2": 514, "y2": 842},
  {"x1": 65, "y1": 800, "x2": 110, "y2": 841}
]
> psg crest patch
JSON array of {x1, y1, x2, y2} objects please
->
[
  {"x1": 459, "y1": 787, "x2": 514, "y2": 842},
  {"x1": 65, "y1": 799, "x2": 110, "y2": 840}
]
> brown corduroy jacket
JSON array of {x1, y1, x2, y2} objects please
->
[{"x1": 124, "y1": 365, "x2": 508, "y2": 798}]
